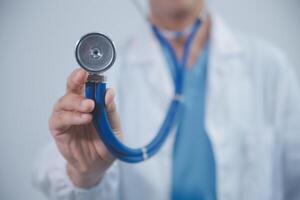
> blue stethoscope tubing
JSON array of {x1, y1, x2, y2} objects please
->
[
  {"x1": 85, "y1": 19, "x2": 202, "y2": 163},
  {"x1": 85, "y1": 82, "x2": 181, "y2": 163}
]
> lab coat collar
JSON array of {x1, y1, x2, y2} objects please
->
[
  {"x1": 128, "y1": 12, "x2": 243, "y2": 66},
  {"x1": 209, "y1": 13, "x2": 242, "y2": 58}
]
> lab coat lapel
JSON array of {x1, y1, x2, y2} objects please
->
[
  {"x1": 205, "y1": 14, "x2": 243, "y2": 148},
  {"x1": 128, "y1": 25, "x2": 175, "y2": 113},
  {"x1": 119, "y1": 27, "x2": 176, "y2": 200},
  {"x1": 206, "y1": 14, "x2": 252, "y2": 200}
]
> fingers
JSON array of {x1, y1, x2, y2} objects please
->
[
  {"x1": 50, "y1": 86, "x2": 120, "y2": 137},
  {"x1": 51, "y1": 89, "x2": 95, "y2": 135},
  {"x1": 50, "y1": 111, "x2": 92, "y2": 135},
  {"x1": 104, "y1": 88, "x2": 121, "y2": 138},
  {"x1": 105, "y1": 88, "x2": 116, "y2": 113},
  {"x1": 54, "y1": 94, "x2": 95, "y2": 113},
  {"x1": 66, "y1": 68, "x2": 88, "y2": 95}
]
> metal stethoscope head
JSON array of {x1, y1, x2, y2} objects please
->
[{"x1": 75, "y1": 32, "x2": 116, "y2": 74}]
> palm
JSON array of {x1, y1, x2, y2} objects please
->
[{"x1": 55, "y1": 123, "x2": 113, "y2": 174}]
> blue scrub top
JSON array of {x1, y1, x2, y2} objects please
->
[{"x1": 161, "y1": 43, "x2": 217, "y2": 200}]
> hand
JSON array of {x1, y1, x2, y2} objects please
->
[{"x1": 49, "y1": 68, "x2": 122, "y2": 188}]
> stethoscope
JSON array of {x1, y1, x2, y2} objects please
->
[{"x1": 75, "y1": 16, "x2": 203, "y2": 163}]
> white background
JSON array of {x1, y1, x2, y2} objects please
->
[{"x1": 0, "y1": 0, "x2": 299, "y2": 199}]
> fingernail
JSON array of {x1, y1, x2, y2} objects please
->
[{"x1": 74, "y1": 71, "x2": 82, "y2": 83}]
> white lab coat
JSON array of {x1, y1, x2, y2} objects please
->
[{"x1": 33, "y1": 14, "x2": 300, "y2": 200}]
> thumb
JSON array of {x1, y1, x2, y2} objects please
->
[{"x1": 66, "y1": 68, "x2": 88, "y2": 95}]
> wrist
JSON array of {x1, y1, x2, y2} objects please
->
[{"x1": 67, "y1": 163, "x2": 104, "y2": 189}]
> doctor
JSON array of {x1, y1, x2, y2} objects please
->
[{"x1": 33, "y1": 0, "x2": 300, "y2": 199}]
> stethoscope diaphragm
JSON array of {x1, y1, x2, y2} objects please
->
[{"x1": 75, "y1": 32, "x2": 116, "y2": 73}]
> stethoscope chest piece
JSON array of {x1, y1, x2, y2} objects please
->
[{"x1": 75, "y1": 32, "x2": 116, "y2": 74}]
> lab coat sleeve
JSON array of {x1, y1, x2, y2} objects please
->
[
  {"x1": 32, "y1": 141, "x2": 120, "y2": 200},
  {"x1": 275, "y1": 55, "x2": 300, "y2": 200}
]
